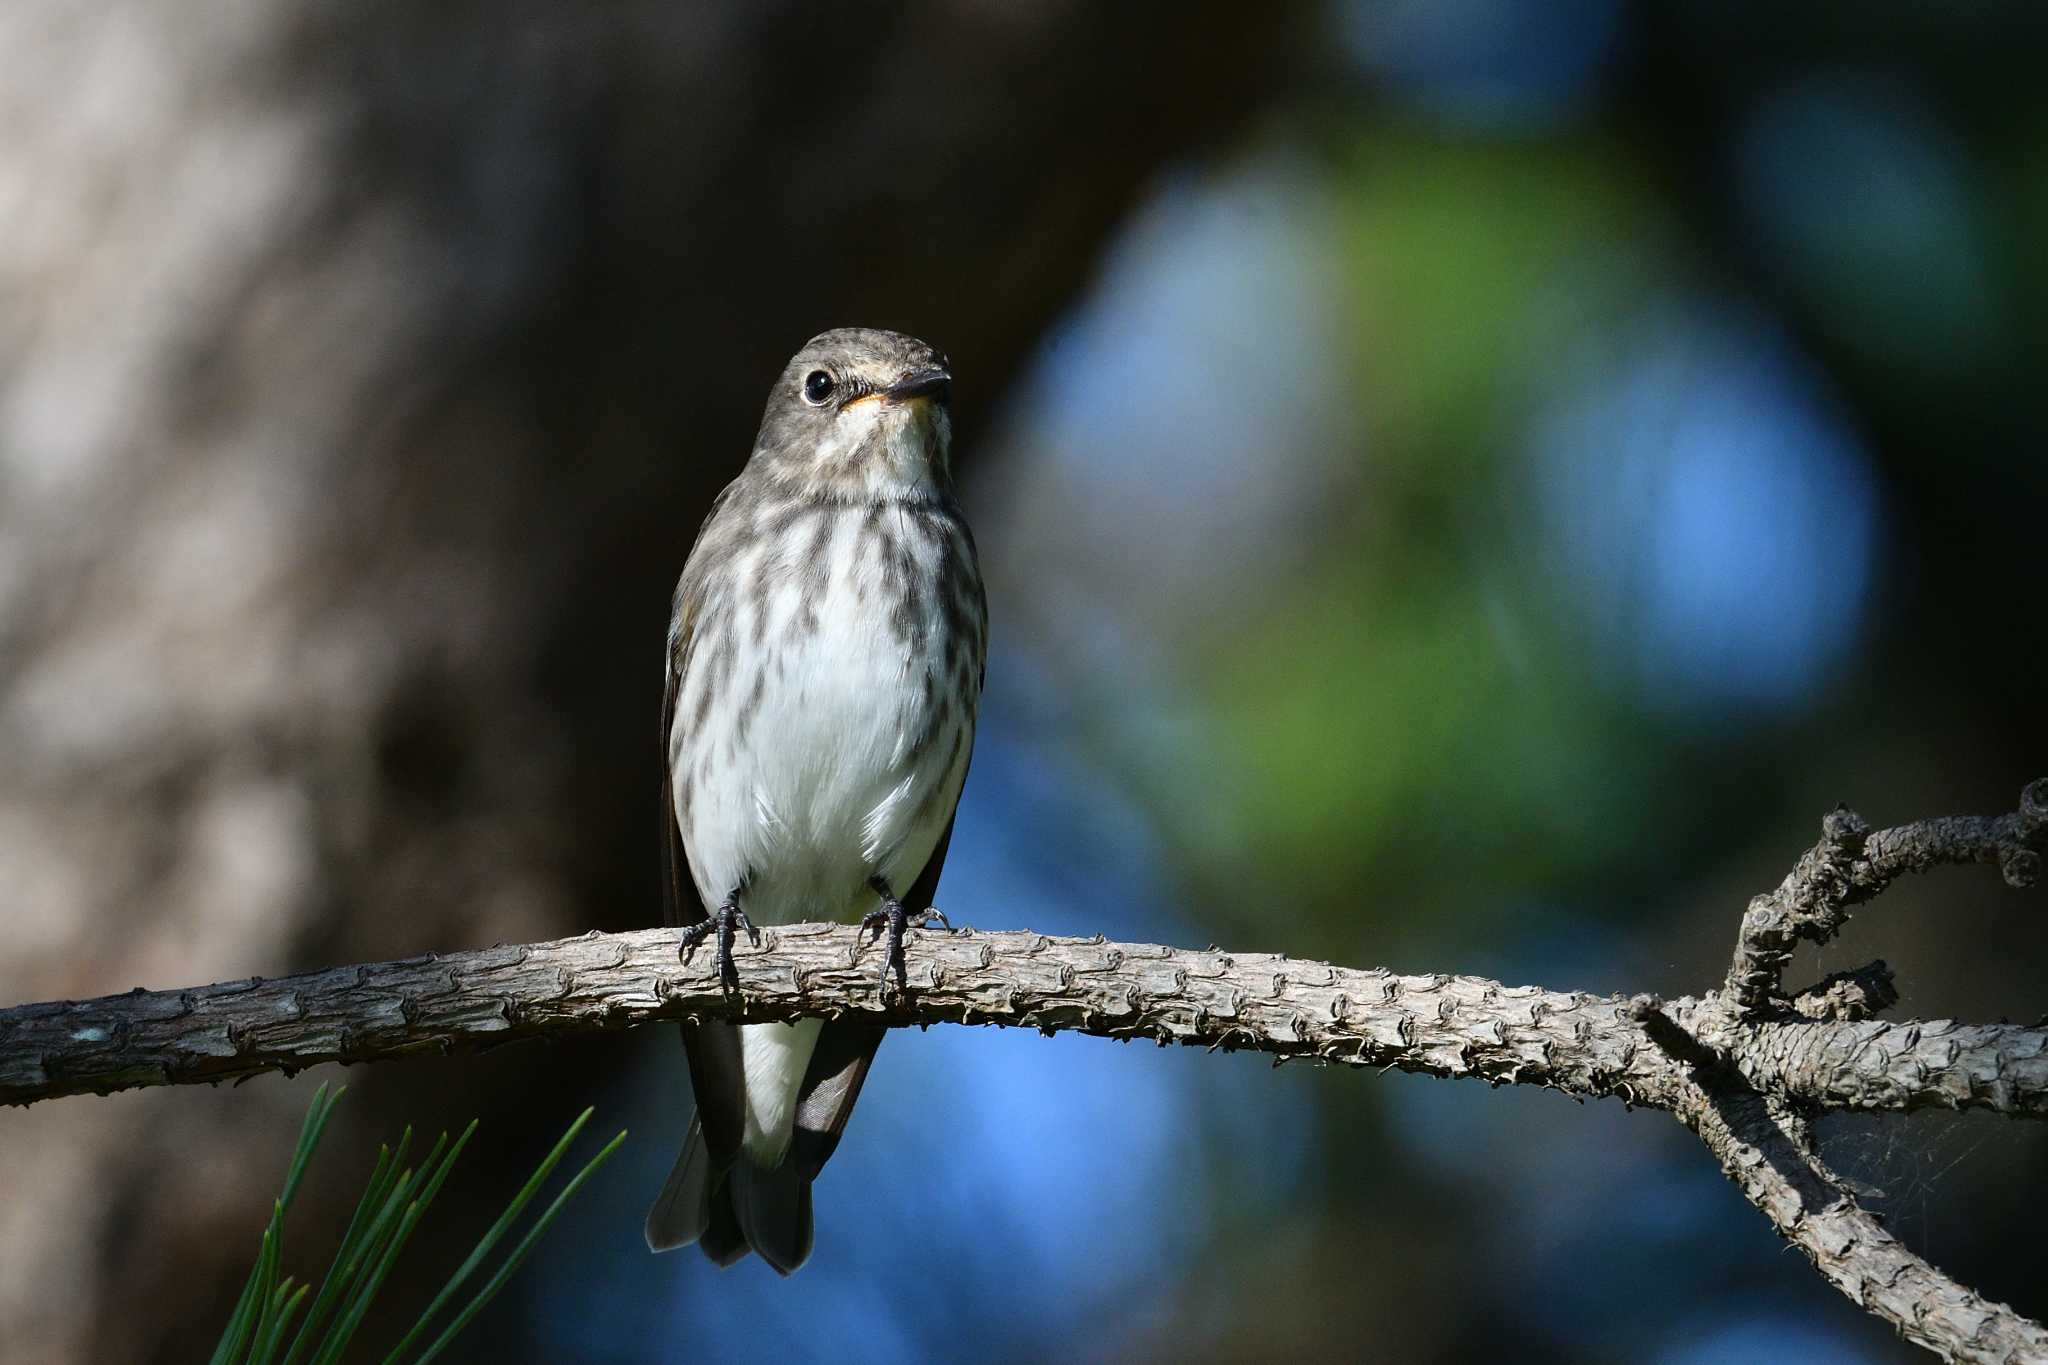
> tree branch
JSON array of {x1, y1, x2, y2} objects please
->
[
  {"x1": 1730, "y1": 1015, "x2": 2048, "y2": 1119},
  {"x1": 1676, "y1": 1075, "x2": 2048, "y2": 1363},
  {"x1": 6, "y1": 925, "x2": 2039, "y2": 1120},
  {"x1": 1724, "y1": 778, "x2": 2046, "y2": 1013},
  {"x1": 3, "y1": 781, "x2": 2043, "y2": 1360},
  {"x1": 1631, "y1": 988, "x2": 2048, "y2": 1362},
  {"x1": 1, "y1": 926, "x2": 1688, "y2": 1107}
]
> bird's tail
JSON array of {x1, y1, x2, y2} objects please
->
[
  {"x1": 644, "y1": 1115, "x2": 716, "y2": 1255},
  {"x1": 643, "y1": 1116, "x2": 814, "y2": 1275},
  {"x1": 723, "y1": 1153, "x2": 814, "y2": 1274}
]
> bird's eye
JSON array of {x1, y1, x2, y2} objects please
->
[{"x1": 802, "y1": 370, "x2": 836, "y2": 405}]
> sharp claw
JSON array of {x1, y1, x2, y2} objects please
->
[
  {"x1": 859, "y1": 891, "x2": 915, "y2": 994},
  {"x1": 677, "y1": 920, "x2": 713, "y2": 962},
  {"x1": 682, "y1": 897, "x2": 751, "y2": 990}
]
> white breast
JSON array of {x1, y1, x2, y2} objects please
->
[{"x1": 671, "y1": 503, "x2": 973, "y2": 926}]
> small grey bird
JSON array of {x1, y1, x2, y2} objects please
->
[{"x1": 644, "y1": 328, "x2": 986, "y2": 1274}]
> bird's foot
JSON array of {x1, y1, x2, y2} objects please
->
[
  {"x1": 858, "y1": 895, "x2": 909, "y2": 992},
  {"x1": 679, "y1": 894, "x2": 759, "y2": 993},
  {"x1": 860, "y1": 879, "x2": 962, "y2": 998},
  {"x1": 859, "y1": 879, "x2": 951, "y2": 992}
]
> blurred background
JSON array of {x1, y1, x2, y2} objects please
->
[{"x1": 2, "y1": 1, "x2": 2044, "y2": 1360}]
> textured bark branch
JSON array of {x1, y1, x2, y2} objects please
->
[
  {"x1": 1680, "y1": 779, "x2": 2048, "y2": 1362},
  {"x1": 6, "y1": 926, "x2": 2038, "y2": 1120},
  {"x1": 1674, "y1": 1075, "x2": 2048, "y2": 1364},
  {"x1": 1724, "y1": 779, "x2": 2047, "y2": 1013},
  {"x1": 1728, "y1": 1015, "x2": 2048, "y2": 1119},
  {"x1": 1631, "y1": 991, "x2": 2048, "y2": 1362},
  {"x1": 1, "y1": 926, "x2": 1690, "y2": 1108},
  {"x1": 3, "y1": 782, "x2": 2043, "y2": 1360}
]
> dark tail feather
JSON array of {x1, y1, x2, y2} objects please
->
[
  {"x1": 644, "y1": 1116, "x2": 816, "y2": 1275},
  {"x1": 725, "y1": 1156, "x2": 814, "y2": 1276},
  {"x1": 791, "y1": 1024, "x2": 884, "y2": 1181},
  {"x1": 653, "y1": 1022, "x2": 818, "y2": 1273},
  {"x1": 697, "y1": 1176, "x2": 751, "y2": 1268},
  {"x1": 644, "y1": 1116, "x2": 715, "y2": 1253}
]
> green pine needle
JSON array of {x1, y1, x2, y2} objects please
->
[
  {"x1": 278, "y1": 1141, "x2": 397, "y2": 1365},
  {"x1": 406, "y1": 1124, "x2": 629, "y2": 1365},
  {"x1": 379, "y1": 1106, "x2": 591, "y2": 1361},
  {"x1": 214, "y1": 1081, "x2": 344, "y2": 1365},
  {"x1": 212, "y1": 1085, "x2": 622, "y2": 1365},
  {"x1": 253, "y1": 1281, "x2": 311, "y2": 1364}
]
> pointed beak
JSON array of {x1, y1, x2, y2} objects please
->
[{"x1": 881, "y1": 367, "x2": 952, "y2": 407}]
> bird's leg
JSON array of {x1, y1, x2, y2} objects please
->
[
  {"x1": 679, "y1": 890, "x2": 759, "y2": 993},
  {"x1": 858, "y1": 879, "x2": 909, "y2": 991},
  {"x1": 859, "y1": 879, "x2": 958, "y2": 990}
]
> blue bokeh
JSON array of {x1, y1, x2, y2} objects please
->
[{"x1": 1529, "y1": 296, "x2": 1881, "y2": 720}]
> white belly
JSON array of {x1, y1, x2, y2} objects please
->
[{"x1": 671, "y1": 506, "x2": 972, "y2": 927}]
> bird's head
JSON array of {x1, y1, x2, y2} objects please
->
[{"x1": 749, "y1": 328, "x2": 954, "y2": 501}]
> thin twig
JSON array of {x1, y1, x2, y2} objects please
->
[{"x1": 1723, "y1": 779, "x2": 2046, "y2": 1015}]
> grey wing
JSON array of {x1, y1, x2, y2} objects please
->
[
  {"x1": 648, "y1": 521, "x2": 756, "y2": 1257},
  {"x1": 661, "y1": 477, "x2": 746, "y2": 930},
  {"x1": 661, "y1": 572, "x2": 707, "y2": 931}
]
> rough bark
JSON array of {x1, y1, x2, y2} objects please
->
[
  {"x1": 1676, "y1": 1080, "x2": 2048, "y2": 1365},
  {"x1": 3, "y1": 929, "x2": 1689, "y2": 1107},
  {"x1": 4, "y1": 927, "x2": 2043, "y2": 1123},
  {"x1": 1723, "y1": 779, "x2": 2047, "y2": 1012}
]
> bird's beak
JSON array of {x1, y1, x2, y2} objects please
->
[{"x1": 881, "y1": 367, "x2": 952, "y2": 407}]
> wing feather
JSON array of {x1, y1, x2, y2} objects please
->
[{"x1": 651, "y1": 484, "x2": 755, "y2": 1257}]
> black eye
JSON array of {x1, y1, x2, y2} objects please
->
[{"x1": 802, "y1": 370, "x2": 836, "y2": 405}]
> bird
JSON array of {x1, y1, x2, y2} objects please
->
[{"x1": 644, "y1": 327, "x2": 986, "y2": 1274}]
